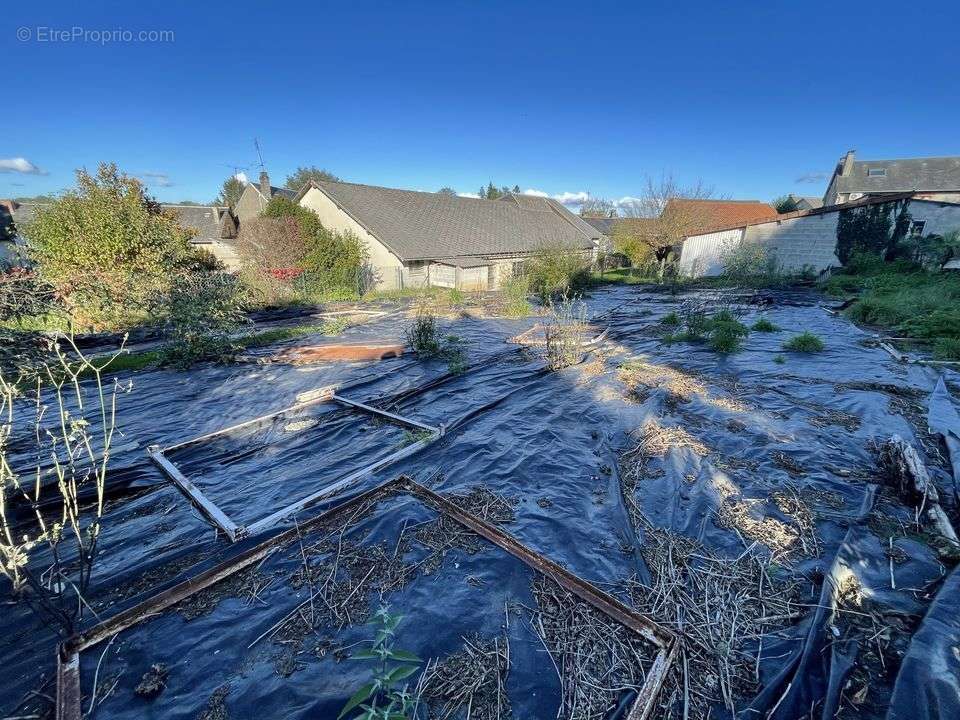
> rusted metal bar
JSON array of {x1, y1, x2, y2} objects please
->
[
  {"x1": 55, "y1": 646, "x2": 80, "y2": 720},
  {"x1": 147, "y1": 446, "x2": 241, "y2": 541},
  {"x1": 331, "y1": 394, "x2": 441, "y2": 435},
  {"x1": 400, "y1": 477, "x2": 673, "y2": 648},
  {"x1": 65, "y1": 478, "x2": 406, "y2": 657}
]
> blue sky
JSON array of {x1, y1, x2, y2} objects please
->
[{"x1": 3, "y1": 1, "x2": 959, "y2": 208}]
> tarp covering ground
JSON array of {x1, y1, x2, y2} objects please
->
[{"x1": 2, "y1": 285, "x2": 960, "y2": 720}]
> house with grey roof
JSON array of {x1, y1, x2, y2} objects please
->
[
  {"x1": 161, "y1": 204, "x2": 241, "y2": 269},
  {"x1": 786, "y1": 194, "x2": 823, "y2": 211},
  {"x1": 824, "y1": 150, "x2": 960, "y2": 206},
  {"x1": 295, "y1": 179, "x2": 607, "y2": 290},
  {"x1": 234, "y1": 171, "x2": 298, "y2": 225}
]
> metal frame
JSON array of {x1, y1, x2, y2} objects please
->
[
  {"x1": 147, "y1": 387, "x2": 444, "y2": 541},
  {"x1": 55, "y1": 476, "x2": 676, "y2": 720}
]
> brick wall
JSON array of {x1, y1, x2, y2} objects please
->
[{"x1": 743, "y1": 212, "x2": 841, "y2": 273}]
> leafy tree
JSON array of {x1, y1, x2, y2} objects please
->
[
  {"x1": 436, "y1": 187, "x2": 457, "y2": 196},
  {"x1": 477, "y1": 182, "x2": 519, "y2": 200},
  {"x1": 772, "y1": 195, "x2": 799, "y2": 214},
  {"x1": 251, "y1": 196, "x2": 367, "y2": 296},
  {"x1": 285, "y1": 165, "x2": 342, "y2": 191},
  {"x1": 216, "y1": 175, "x2": 245, "y2": 208},
  {"x1": 22, "y1": 163, "x2": 196, "y2": 329}
]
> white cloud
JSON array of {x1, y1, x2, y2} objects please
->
[
  {"x1": 0, "y1": 157, "x2": 47, "y2": 175},
  {"x1": 137, "y1": 172, "x2": 174, "y2": 188},
  {"x1": 522, "y1": 188, "x2": 590, "y2": 206},
  {"x1": 457, "y1": 191, "x2": 480, "y2": 198},
  {"x1": 614, "y1": 196, "x2": 644, "y2": 210},
  {"x1": 235, "y1": 171, "x2": 249, "y2": 184}
]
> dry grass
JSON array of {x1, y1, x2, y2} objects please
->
[
  {"x1": 417, "y1": 635, "x2": 511, "y2": 720},
  {"x1": 525, "y1": 575, "x2": 657, "y2": 720},
  {"x1": 619, "y1": 358, "x2": 749, "y2": 413},
  {"x1": 626, "y1": 527, "x2": 802, "y2": 719}
]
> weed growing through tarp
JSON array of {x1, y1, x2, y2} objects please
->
[
  {"x1": 783, "y1": 331, "x2": 824, "y2": 353},
  {"x1": 340, "y1": 607, "x2": 422, "y2": 720},
  {"x1": 543, "y1": 296, "x2": 588, "y2": 370},
  {"x1": 751, "y1": 317, "x2": 780, "y2": 332},
  {"x1": 661, "y1": 303, "x2": 750, "y2": 353},
  {"x1": 405, "y1": 303, "x2": 468, "y2": 374}
]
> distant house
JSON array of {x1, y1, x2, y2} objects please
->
[
  {"x1": 786, "y1": 194, "x2": 823, "y2": 211},
  {"x1": 824, "y1": 151, "x2": 960, "y2": 206},
  {"x1": 296, "y1": 179, "x2": 605, "y2": 290},
  {"x1": 161, "y1": 205, "x2": 240, "y2": 270},
  {"x1": 678, "y1": 193, "x2": 960, "y2": 277},
  {"x1": 234, "y1": 171, "x2": 298, "y2": 225}
]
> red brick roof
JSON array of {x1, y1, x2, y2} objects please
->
[{"x1": 664, "y1": 199, "x2": 778, "y2": 232}]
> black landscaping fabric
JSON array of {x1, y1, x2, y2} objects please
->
[{"x1": 2, "y1": 285, "x2": 959, "y2": 719}]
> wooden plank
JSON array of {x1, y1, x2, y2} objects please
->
[
  {"x1": 243, "y1": 437, "x2": 437, "y2": 536},
  {"x1": 331, "y1": 394, "x2": 441, "y2": 435},
  {"x1": 147, "y1": 447, "x2": 240, "y2": 541}
]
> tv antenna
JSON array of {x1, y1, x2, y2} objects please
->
[{"x1": 254, "y1": 138, "x2": 265, "y2": 171}]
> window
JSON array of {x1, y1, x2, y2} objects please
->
[
  {"x1": 909, "y1": 220, "x2": 926, "y2": 238},
  {"x1": 867, "y1": 167, "x2": 887, "y2": 177}
]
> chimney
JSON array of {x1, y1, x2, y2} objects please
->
[
  {"x1": 841, "y1": 150, "x2": 856, "y2": 176},
  {"x1": 259, "y1": 171, "x2": 271, "y2": 198}
]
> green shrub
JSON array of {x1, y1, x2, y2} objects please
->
[
  {"x1": 720, "y1": 241, "x2": 784, "y2": 286},
  {"x1": 660, "y1": 311, "x2": 680, "y2": 326},
  {"x1": 783, "y1": 331, "x2": 824, "y2": 353},
  {"x1": 751, "y1": 317, "x2": 780, "y2": 332},
  {"x1": 773, "y1": 354, "x2": 786, "y2": 364},
  {"x1": 525, "y1": 245, "x2": 592, "y2": 302},
  {"x1": 708, "y1": 312, "x2": 749, "y2": 353},
  {"x1": 501, "y1": 275, "x2": 531, "y2": 317},
  {"x1": 404, "y1": 306, "x2": 441, "y2": 357},
  {"x1": 933, "y1": 337, "x2": 960, "y2": 360},
  {"x1": 159, "y1": 272, "x2": 248, "y2": 368},
  {"x1": 22, "y1": 163, "x2": 197, "y2": 330}
]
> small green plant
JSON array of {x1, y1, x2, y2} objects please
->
[
  {"x1": 404, "y1": 305, "x2": 441, "y2": 357},
  {"x1": 322, "y1": 317, "x2": 350, "y2": 335},
  {"x1": 708, "y1": 311, "x2": 749, "y2": 353},
  {"x1": 340, "y1": 608, "x2": 422, "y2": 720},
  {"x1": 399, "y1": 429, "x2": 435, "y2": 448},
  {"x1": 660, "y1": 311, "x2": 680, "y2": 326},
  {"x1": 933, "y1": 337, "x2": 960, "y2": 360},
  {"x1": 773, "y1": 354, "x2": 786, "y2": 364},
  {"x1": 751, "y1": 317, "x2": 780, "y2": 332},
  {"x1": 783, "y1": 331, "x2": 824, "y2": 353}
]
